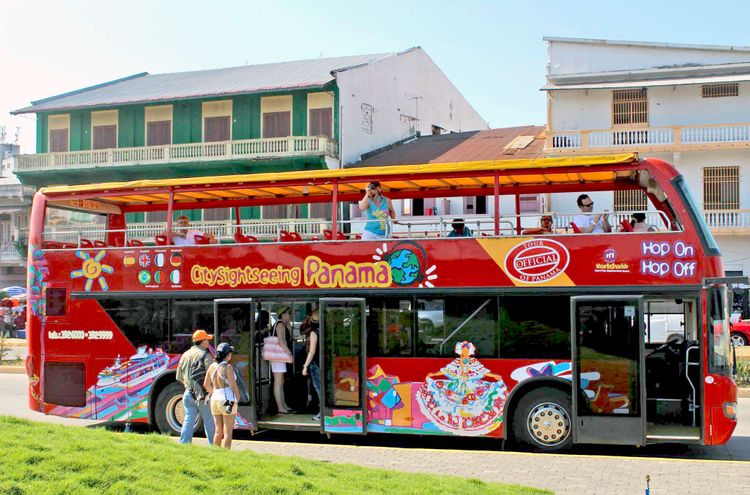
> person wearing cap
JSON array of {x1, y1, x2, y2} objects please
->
[
  {"x1": 272, "y1": 304, "x2": 294, "y2": 414},
  {"x1": 358, "y1": 181, "x2": 395, "y2": 240},
  {"x1": 447, "y1": 218, "x2": 472, "y2": 237},
  {"x1": 176, "y1": 329, "x2": 216, "y2": 445},
  {"x1": 300, "y1": 308, "x2": 322, "y2": 421},
  {"x1": 204, "y1": 342, "x2": 241, "y2": 449}
]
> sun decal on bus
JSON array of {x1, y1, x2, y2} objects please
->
[
  {"x1": 373, "y1": 241, "x2": 438, "y2": 288},
  {"x1": 70, "y1": 250, "x2": 114, "y2": 291}
]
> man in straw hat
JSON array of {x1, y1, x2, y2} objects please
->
[{"x1": 176, "y1": 329, "x2": 216, "y2": 444}]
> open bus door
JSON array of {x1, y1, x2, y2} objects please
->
[
  {"x1": 213, "y1": 298, "x2": 259, "y2": 431},
  {"x1": 320, "y1": 298, "x2": 367, "y2": 435},
  {"x1": 571, "y1": 296, "x2": 646, "y2": 445}
]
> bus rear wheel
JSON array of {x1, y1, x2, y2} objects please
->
[
  {"x1": 512, "y1": 388, "x2": 572, "y2": 452},
  {"x1": 154, "y1": 382, "x2": 202, "y2": 436}
]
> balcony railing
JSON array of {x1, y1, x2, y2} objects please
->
[
  {"x1": 704, "y1": 209, "x2": 750, "y2": 232},
  {"x1": 0, "y1": 242, "x2": 23, "y2": 263},
  {"x1": 15, "y1": 135, "x2": 338, "y2": 173},
  {"x1": 0, "y1": 184, "x2": 36, "y2": 199},
  {"x1": 546, "y1": 123, "x2": 750, "y2": 152}
]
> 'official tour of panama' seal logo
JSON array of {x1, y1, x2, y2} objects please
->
[{"x1": 504, "y1": 239, "x2": 570, "y2": 284}]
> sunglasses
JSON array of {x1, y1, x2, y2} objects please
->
[{"x1": 581, "y1": 202, "x2": 594, "y2": 207}]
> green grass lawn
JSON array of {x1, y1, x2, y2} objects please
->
[{"x1": 0, "y1": 417, "x2": 549, "y2": 495}]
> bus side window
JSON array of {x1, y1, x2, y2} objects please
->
[
  {"x1": 416, "y1": 297, "x2": 496, "y2": 358},
  {"x1": 498, "y1": 296, "x2": 570, "y2": 360},
  {"x1": 367, "y1": 298, "x2": 413, "y2": 356}
]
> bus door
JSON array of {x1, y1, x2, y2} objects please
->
[
  {"x1": 320, "y1": 298, "x2": 367, "y2": 434},
  {"x1": 571, "y1": 296, "x2": 646, "y2": 445},
  {"x1": 213, "y1": 298, "x2": 259, "y2": 430}
]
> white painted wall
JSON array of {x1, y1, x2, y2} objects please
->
[
  {"x1": 551, "y1": 82, "x2": 750, "y2": 131},
  {"x1": 335, "y1": 47, "x2": 488, "y2": 166},
  {"x1": 550, "y1": 89, "x2": 611, "y2": 130},
  {"x1": 548, "y1": 39, "x2": 750, "y2": 76}
]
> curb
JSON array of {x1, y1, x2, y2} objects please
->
[
  {"x1": 739, "y1": 388, "x2": 750, "y2": 399},
  {"x1": 0, "y1": 366, "x2": 25, "y2": 374}
]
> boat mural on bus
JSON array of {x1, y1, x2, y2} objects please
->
[{"x1": 49, "y1": 347, "x2": 177, "y2": 421}]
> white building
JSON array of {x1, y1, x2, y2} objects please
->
[{"x1": 543, "y1": 37, "x2": 750, "y2": 277}]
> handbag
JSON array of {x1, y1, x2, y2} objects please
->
[{"x1": 262, "y1": 336, "x2": 292, "y2": 363}]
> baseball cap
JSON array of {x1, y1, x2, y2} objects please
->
[{"x1": 192, "y1": 329, "x2": 213, "y2": 342}]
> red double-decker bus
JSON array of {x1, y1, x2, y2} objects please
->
[{"x1": 26, "y1": 153, "x2": 740, "y2": 451}]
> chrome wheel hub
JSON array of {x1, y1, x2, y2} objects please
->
[{"x1": 527, "y1": 402, "x2": 571, "y2": 447}]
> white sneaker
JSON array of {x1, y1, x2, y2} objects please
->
[{"x1": 312, "y1": 414, "x2": 321, "y2": 421}]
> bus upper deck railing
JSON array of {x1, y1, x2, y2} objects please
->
[{"x1": 34, "y1": 210, "x2": 674, "y2": 249}]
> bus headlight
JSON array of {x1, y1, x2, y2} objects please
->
[{"x1": 723, "y1": 402, "x2": 737, "y2": 420}]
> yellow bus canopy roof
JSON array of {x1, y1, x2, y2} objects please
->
[{"x1": 40, "y1": 153, "x2": 639, "y2": 207}]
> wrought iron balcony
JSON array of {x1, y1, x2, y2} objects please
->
[
  {"x1": 15, "y1": 135, "x2": 338, "y2": 173},
  {"x1": 546, "y1": 123, "x2": 750, "y2": 153}
]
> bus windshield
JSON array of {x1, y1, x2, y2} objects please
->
[{"x1": 672, "y1": 175, "x2": 720, "y2": 256}]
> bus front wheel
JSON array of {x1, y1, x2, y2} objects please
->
[
  {"x1": 154, "y1": 382, "x2": 202, "y2": 436},
  {"x1": 512, "y1": 388, "x2": 572, "y2": 452}
]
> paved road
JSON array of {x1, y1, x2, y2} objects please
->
[{"x1": 2, "y1": 373, "x2": 748, "y2": 494}]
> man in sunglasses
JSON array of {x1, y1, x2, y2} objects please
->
[{"x1": 573, "y1": 194, "x2": 611, "y2": 233}]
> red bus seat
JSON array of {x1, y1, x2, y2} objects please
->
[
  {"x1": 194, "y1": 234, "x2": 211, "y2": 245},
  {"x1": 234, "y1": 232, "x2": 258, "y2": 243},
  {"x1": 155, "y1": 235, "x2": 168, "y2": 246},
  {"x1": 127, "y1": 239, "x2": 144, "y2": 247},
  {"x1": 569, "y1": 222, "x2": 581, "y2": 233},
  {"x1": 42, "y1": 241, "x2": 62, "y2": 249},
  {"x1": 323, "y1": 229, "x2": 347, "y2": 240},
  {"x1": 279, "y1": 230, "x2": 291, "y2": 242},
  {"x1": 79, "y1": 238, "x2": 93, "y2": 248},
  {"x1": 289, "y1": 231, "x2": 302, "y2": 242},
  {"x1": 620, "y1": 219, "x2": 634, "y2": 232},
  {"x1": 93, "y1": 240, "x2": 107, "y2": 248}
]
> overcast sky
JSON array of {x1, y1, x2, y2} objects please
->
[{"x1": 2, "y1": 0, "x2": 749, "y2": 153}]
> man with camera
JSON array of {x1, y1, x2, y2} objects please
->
[
  {"x1": 176, "y1": 329, "x2": 216, "y2": 445},
  {"x1": 358, "y1": 181, "x2": 396, "y2": 240}
]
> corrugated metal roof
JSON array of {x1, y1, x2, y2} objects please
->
[
  {"x1": 350, "y1": 126, "x2": 547, "y2": 167},
  {"x1": 13, "y1": 53, "x2": 393, "y2": 114},
  {"x1": 543, "y1": 73, "x2": 750, "y2": 91}
]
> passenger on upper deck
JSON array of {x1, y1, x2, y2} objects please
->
[
  {"x1": 573, "y1": 194, "x2": 611, "y2": 233},
  {"x1": 631, "y1": 213, "x2": 658, "y2": 233},
  {"x1": 167, "y1": 215, "x2": 215, "y2": 245},
  {"x1": 522, "y1": 214, "x2": 555, "y2": 235},
  {"x1": 358, "y1": 181, "x2": 395, "y2": 240},
  {"x1": 447, "y1": 219, "x2": 473, "y2": 237}
]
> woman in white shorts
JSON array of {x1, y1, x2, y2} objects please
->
[
  {"x1": 272, "y1": 304, "x2": 294, "y2": 414},
  {"x1": 204, "y1": 342, "x2": 240, "y2": 449}
]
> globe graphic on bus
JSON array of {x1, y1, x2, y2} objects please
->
[{"x1": 388, "y1": 248, "x2": 422, "y2": 286}]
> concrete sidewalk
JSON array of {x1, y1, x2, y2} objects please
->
[{"x1": 207, "y1": 438, "x2": 748, "y2": 495}]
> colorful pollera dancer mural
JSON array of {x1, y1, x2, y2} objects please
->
[{"x1": 417, "y1": 341, "x2": 507, "y2": 436}]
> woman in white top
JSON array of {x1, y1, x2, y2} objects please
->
[
  {"x1": 271, "y1": 305, "x2": 294, "y2": 414},
  {"x1": 204, "y1": 342, "x2": 240, "y2": 449}
]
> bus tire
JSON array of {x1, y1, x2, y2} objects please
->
[
  {"x1": 154, "y1": 382, "x2": 201, "y2": 436},
  {"x1": 512, "y1": 387, "x2": 572, "y2": 452}
]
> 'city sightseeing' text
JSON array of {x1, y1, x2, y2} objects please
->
[{"x1": 190, "y1": 255, "x2": 392, "y2": 289}]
